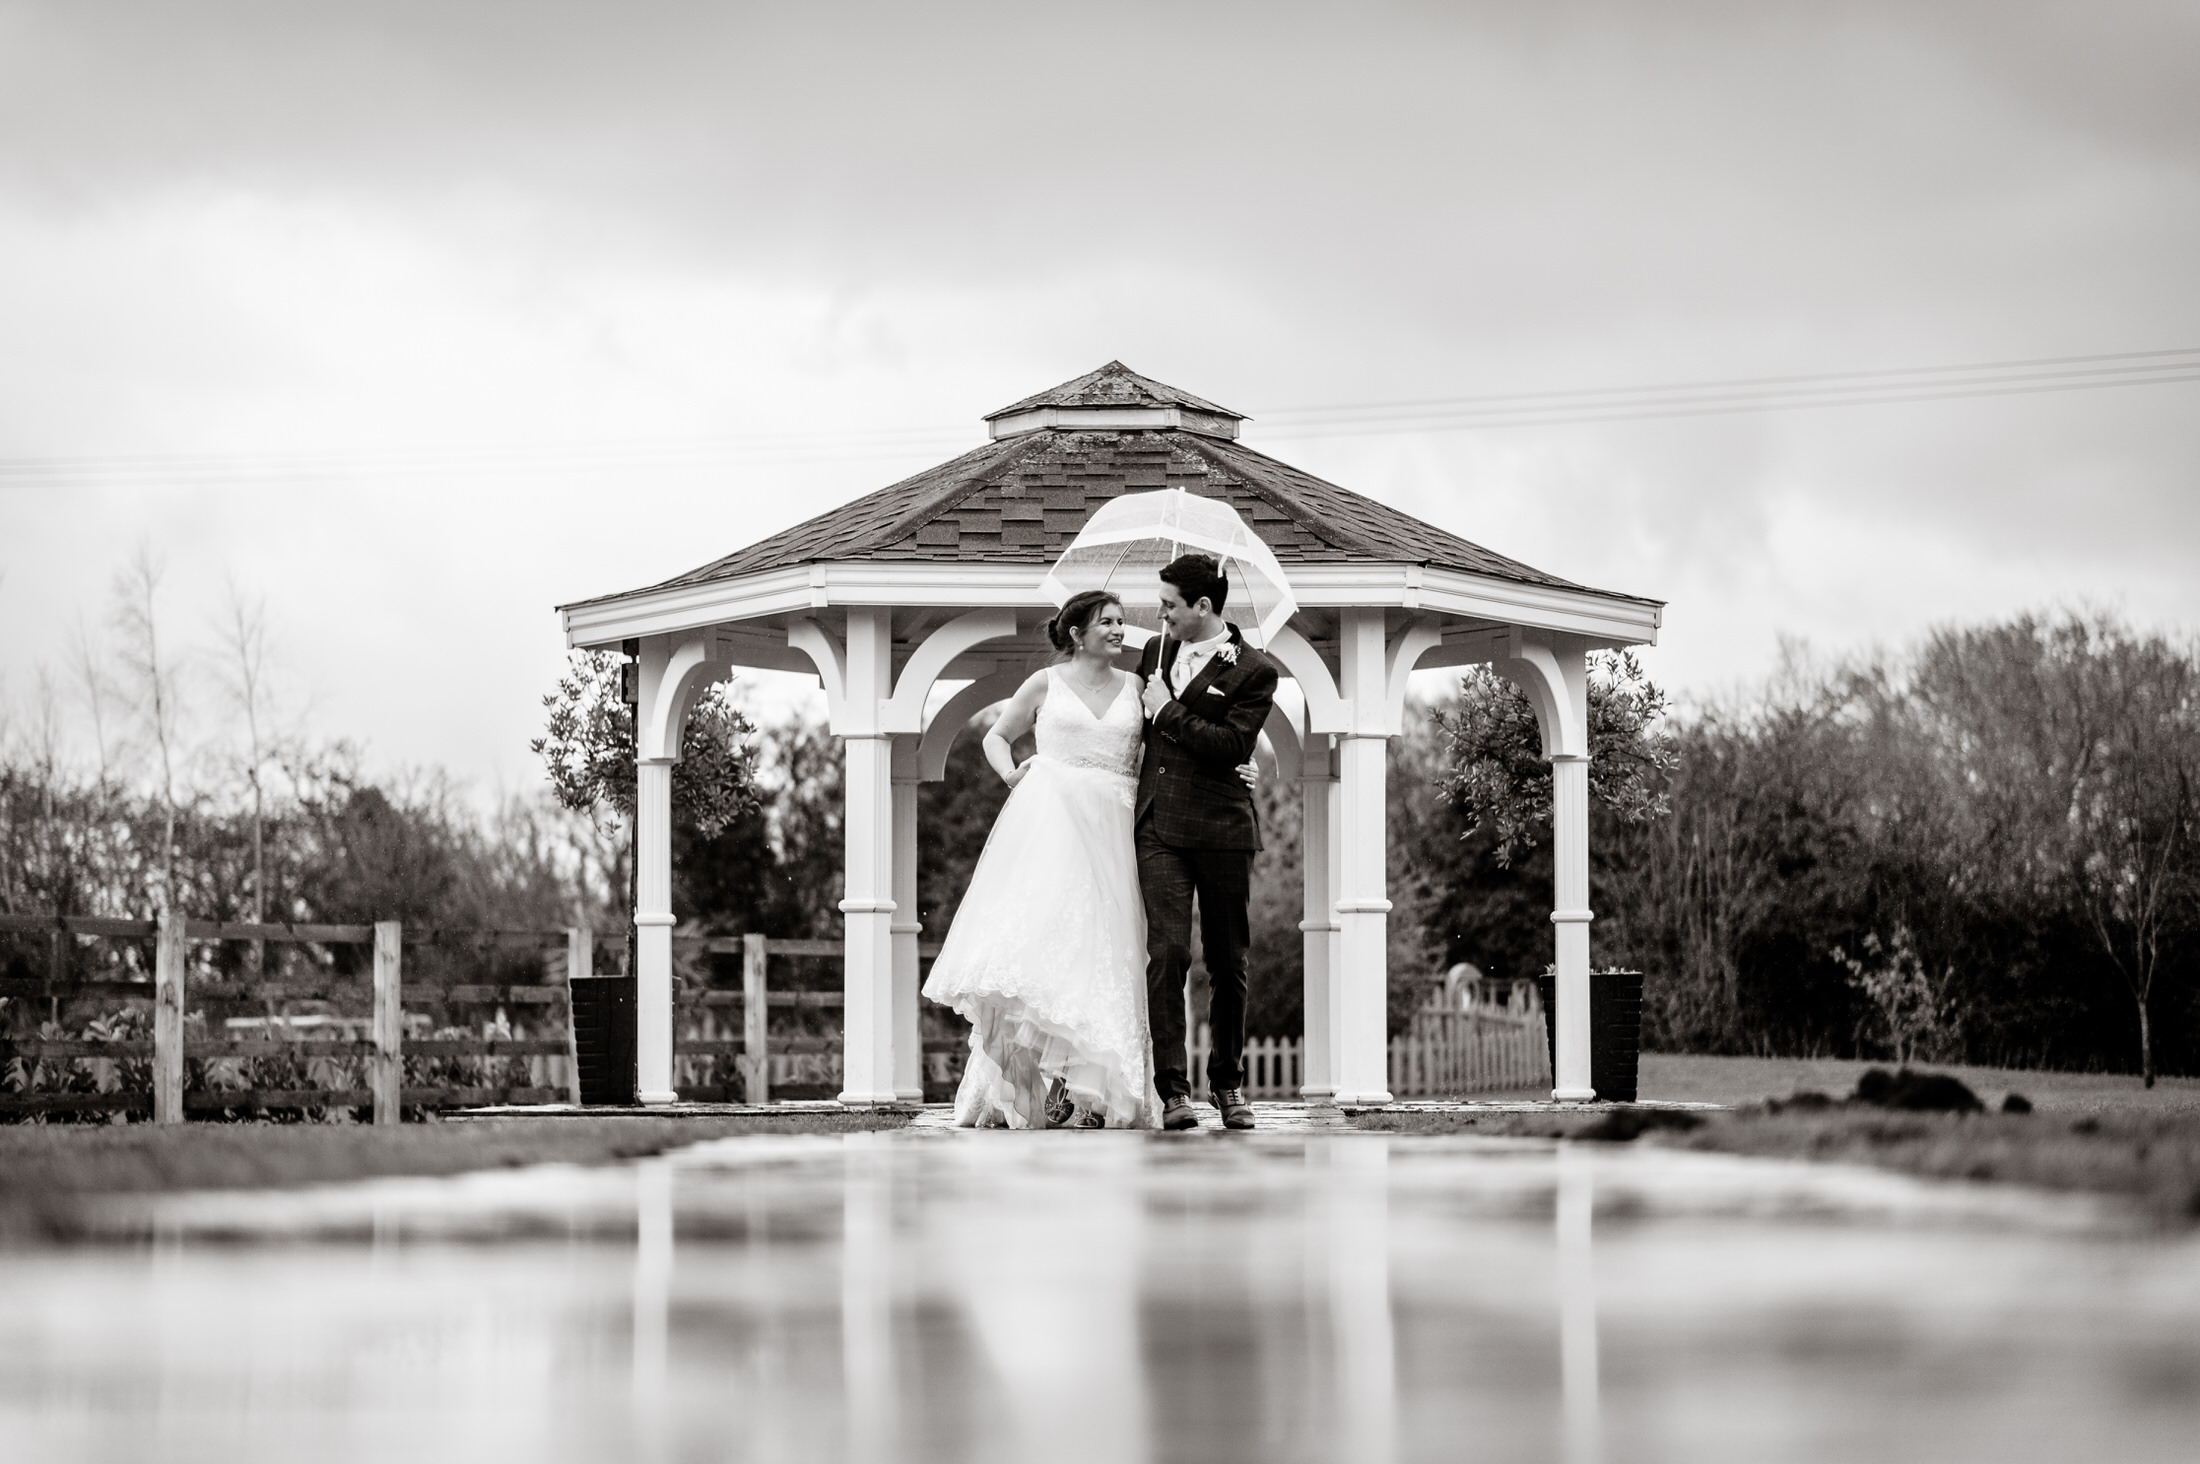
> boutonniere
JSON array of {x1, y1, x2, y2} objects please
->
[{"x1": 1215, "y1": 642, "x2": 1239, "y2": 666}]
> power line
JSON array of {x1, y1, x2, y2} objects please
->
[
  {"x1": 3, "y1": 346, "x2": 2196, "y2": 489},
  {"x1": 0, "y1": 424, "x2": 981, "y2": 490},
  {"x1": 1252, "y1": 357, "x2": 2200, "y2": 438},
  {"x1": 1257, "y1": 345, "x2": 2200, "y2": 420}
]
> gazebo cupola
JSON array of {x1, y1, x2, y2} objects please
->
[
  {"x1": 560, "y1": 362, "x2": 1663, "y2": 1109},
  {"x1": 983, "y1": 362, "x2": 1248, "y2": 440}
]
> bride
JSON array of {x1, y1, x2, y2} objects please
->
[{"x1": 923, "y1": 590, "x2": 1254, "y2": 1129}]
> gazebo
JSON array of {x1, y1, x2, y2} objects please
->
[{"x1": 559, "y1": 362, "x2": 1662, "y2": 1108}]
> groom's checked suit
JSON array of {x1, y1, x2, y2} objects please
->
[{"x1": 1135, "y1": 625, "x2": 1280, "y2": 1101}]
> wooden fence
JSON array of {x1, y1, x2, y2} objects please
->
[
  {"x1": 2, "y1": 911, "x2": 1549, "y2": 1116},
  {"x1": 0, "y1": 912, "x2": 586, "y2": 1123},
  {"x1": 0, "y1": 914, "x2": 950, "y2": 1119},
  {"x1": 660, "y1": 933, "x2": 948, "y2": 1103}
]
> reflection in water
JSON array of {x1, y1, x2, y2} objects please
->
[
  {"x1": 1556, "y1": 1146, "x2": 1600, "y2": 1464},
  {"x1": 951, "y1": 1138, "x2": 1147, "y2": 1462},
  {"x1": 631, "y1": 1158, "x2": 672, "y2": 1464},
  {"x1": 1327, "y1": 1138, "x2": 1397, "y2": 1464},
  {"x1": 6, "y1": 1128, "x2": 2200, "y2": 1463},
  {"x1": 842, "y1": 1134, "x2": 897, "y2": 1464}
]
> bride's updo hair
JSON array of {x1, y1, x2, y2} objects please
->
[{"x1": 1045, "y1": 590, "x2": 1122, "y2": 657}]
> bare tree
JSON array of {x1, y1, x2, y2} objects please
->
[
  {"x1": 215, "y1": 587, "x2": 273, "y2": 908},
  {"x1": 69, "y1": 614, "x2": 116, "y2": 789},
  {"x1": 1917, "y1": 613, "x2": 2199, "y2": 1085},
  {"x1": 110, "y1": 547, "x2": 186, "y2": 911},
  {"x1": 215, "y1": 581, "x2": 280, "y2": 968},
  {"x1": 2064, "y1": 634, "x2": 2197, "y2": 1087}
]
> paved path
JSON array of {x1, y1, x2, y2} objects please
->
[{"x1": 15, "y1": 1110, "x2": 2192, "y2": 1464}]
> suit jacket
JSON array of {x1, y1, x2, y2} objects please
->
[{"x1": 1135, "y1": 624, "x2": 1280, "y2": 850}]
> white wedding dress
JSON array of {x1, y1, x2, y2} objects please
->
[{"x1": 922, "y1": 666, "x2": 1161, "y2": 1129}]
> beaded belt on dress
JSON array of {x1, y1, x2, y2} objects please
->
[{"x1": 1031, "y1": 753, "x2": 1138, "y2": 802}]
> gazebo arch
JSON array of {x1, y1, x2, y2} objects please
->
[{"x1": 559, "y1": 362, "x2": 1662, "y2": 1107}]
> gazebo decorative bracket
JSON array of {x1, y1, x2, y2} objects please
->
[
  {"x1": 1265, "y1": 625, "x2": 1351, "y2": 734},
  {"x1": 786, "y1": 616, "x2": 849, "y2": 728},
  {"x1": 1495, "y1": 627, "x2": 1590, "y2": 760},
  {"x1": 918, "y1": 669, "x2": 1031, "y2": 782},
  {"x1": 881, "y1": 609, "x2": 1022, "y2": 734},
  {"x1": 790, "y1": 608, "x2": 1025, "y2": 738},
  {"x1": 636, "y1": 632, "x2": 738, "y2": 763},
  {"x1": 1383, "y1": 618, "x2": 1447, "y2": 735}
]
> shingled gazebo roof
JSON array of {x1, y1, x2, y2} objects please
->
[
  {"x1": 583, "y1": 361, "x2": 1634, "y2": 606},
  {"x1": 559, "y1": 362, "x2": 1664, "y2": 657}
]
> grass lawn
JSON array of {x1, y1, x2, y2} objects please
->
[
  {"x1": 7, "y1": 1055, "x2": 2197, "y2": 1238},
  {"x1": 1369, "y1": 1052, "x2": 2200, "y2": 1226},
  {"x1": 1635, "y1": 1052, "x2": 2200, "y2": 1113},
  {"x1": 1453, "y1": 1053, "x2": 2200, "y2": 1112}
]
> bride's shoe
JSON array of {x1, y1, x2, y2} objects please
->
[{"x1": 1043, "y1": 1077, "x2": 1075, "y2": 1128}]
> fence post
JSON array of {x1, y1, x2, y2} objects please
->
[
  {"x1": 563, "y1": 927, "x2": 590, "y2": 1105},
  {"x1": 153, "y1": 911, "x2": 186, "y2": 1125},
  {"x1": 372, "y1": 921, "x2": 403, "y2": 1126},
  {"x1": 743, "y1": 933, "x2": 769, "y2": 1105}
]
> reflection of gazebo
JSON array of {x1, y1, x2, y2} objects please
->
[{"x1": 560, "y1": 363, "x2": 1662, "y2": 1107}]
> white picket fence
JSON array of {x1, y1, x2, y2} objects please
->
[
  {"x1": 775, "y1": 997, "x2": 1553, "y2": 1103},
  {"x1": 1387, "y1": 1008, "x2": 1551, "y2": 1095},
  {"x1": 1188, "y1": 1005, "x2": 1551, "y2": 1100}
]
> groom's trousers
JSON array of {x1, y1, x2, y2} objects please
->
[{"x1": 1137, "y1": 818, "x2": 1253, "y2": 1101}]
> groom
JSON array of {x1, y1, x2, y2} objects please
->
[{"x1": 1136, "y1": 553, "x2": 1280, "y2": 1132}]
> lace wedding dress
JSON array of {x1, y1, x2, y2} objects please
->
[{"x1": 922, "y1": 666, "x2": 1162, "y2": 1129}]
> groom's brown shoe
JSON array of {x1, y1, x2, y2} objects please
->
[
  {"x1": 1162, "y1": 1096, "x2": 1201, "y2": 1131},
  {"x1": 1213, "y1": 1088, "x2": 1256, "y2": 1130}
]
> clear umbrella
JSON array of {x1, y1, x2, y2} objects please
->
[{"x1": 1037, "y1": 487, "x2": 1298, "y2": 650}]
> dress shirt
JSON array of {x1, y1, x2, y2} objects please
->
[{"x1": 1169, "y1": 629, "x2": 1232, "y2": 697}]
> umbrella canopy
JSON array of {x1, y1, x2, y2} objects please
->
[{"x1": 1037, "y1": 488, "x2": 1298, "y2": 649}]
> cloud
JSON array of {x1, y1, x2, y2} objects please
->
[{"x1": 1, "y1": 0, "x2": 2195, "y2": 790}]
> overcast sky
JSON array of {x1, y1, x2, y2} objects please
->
[{"x1": 2, "y1": 1, "x2": 2195, "y2": 798}]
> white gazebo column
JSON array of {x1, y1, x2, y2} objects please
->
[
  {"x1": 838, "y1": 609, "x2": 900, "y2": 1106},
  {"x1": 1498, "y1": 629, "x2": 1595, "y2": 1102},
  {"x1": 633, "y1": 757, "x2": 677, "y2": 1105},
  {"x1": 1332, "y1": 608, "x2": 1394, "y2": 1106},
  {"x1": 632, "y1": 631, "x2": 732, "y2": 1107},
  {"x1": 1298, "y1": 734, "x2": 1341, "y2": 1102},
  {"x1": 798, "y1": 606, "x2": 1021, "y2": 1108},
  {"x1": 888, "y1": 735, "x2": 924, "y2": 1103},
  {"x1": 1550, "y1": 753, "x2": 1594, "y2": 1101}
]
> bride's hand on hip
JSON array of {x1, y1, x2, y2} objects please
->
[
  {"x1": 1003, "y1": 761, "x2": 1032, "y2": 789},
  {"x1": 1238, "y1": 759, "x2": 1259, "y2": 791}
]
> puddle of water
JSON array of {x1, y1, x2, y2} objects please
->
[{"x1": 2, "y1": 1130, "x2": 2196, "y2": 1464}]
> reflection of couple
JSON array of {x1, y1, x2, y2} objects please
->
[{"x1": 922, "y1": 554, "x2": 1280, "y2": 1131}]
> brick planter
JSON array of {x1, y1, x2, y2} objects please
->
[
  {"x1": 570, "y1": 974, "x2": 638, "y2": 1106},
  {"x1": 1533, "y1": 969, "x2": 1645, "y2": 1103}
]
